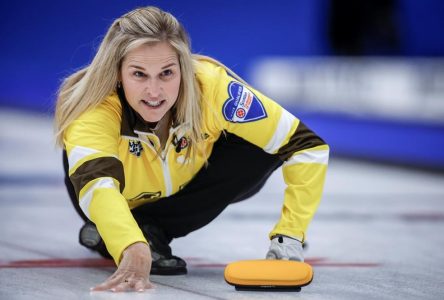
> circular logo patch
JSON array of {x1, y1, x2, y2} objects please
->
[
  {"x1": 236, "y1": 108, "x2": 246, "y2": 118},
  {"x1": 180, "y1": 137, "x2": 188, "y2": 148}
]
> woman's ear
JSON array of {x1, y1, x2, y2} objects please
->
[
  {"x1": 117, "y1": 66, "x2": 123, "y2": 82},
  {"x1": 116, "y1": 71, "x2": 123, "y2": 89}
]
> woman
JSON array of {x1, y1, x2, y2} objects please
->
[{"x1": 55, "y1": 6, "x2": 329, "y2": 292}]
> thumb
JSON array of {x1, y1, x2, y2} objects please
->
[{"x1": 266, "y1": 250, "x2": 277, "y2": 259}]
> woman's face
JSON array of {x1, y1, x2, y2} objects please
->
[{"x1": 120, "y1": 41, "x2": 181, "y2": 123}]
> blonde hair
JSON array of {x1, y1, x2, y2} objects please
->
[{"x1": 55, "y1": 6, "x2": 204, "y2": 158}]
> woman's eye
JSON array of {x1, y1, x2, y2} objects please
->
[
  {"x1": 160, "y1": 69, "x2": 173, "y2": 78},
  {"x1": 133, "y1": 71, "x2": 146, "y2": 78}
]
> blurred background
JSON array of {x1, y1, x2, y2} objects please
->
[{"x1": 1, "y1": 0, "x2": 443, "y2": 171}]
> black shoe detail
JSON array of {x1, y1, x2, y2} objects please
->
[
  {"x1": 141, "y1": 224, "x2": 187, "y2": 275},
  {"x1": 151, "y1": 255, "x2": 187, "y2": 275}
]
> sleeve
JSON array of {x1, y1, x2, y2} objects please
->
[
  {"x1": 64, "y1": 98, "x2": 147, "y2": 265},
  {"x1": 208, "y1": 66, "x2": 329, "y2": 242}
]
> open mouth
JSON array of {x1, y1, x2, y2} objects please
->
[{"x1": 141, "y1": 99, "x2": 165, "y2": 108}]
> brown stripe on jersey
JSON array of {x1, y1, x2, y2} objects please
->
[
  {"x1": 276, "y1": 121, "x2": 327, "y2": 161},
  {"x1": 69, "y1": 156, "x2": 125, "y2": 199}
]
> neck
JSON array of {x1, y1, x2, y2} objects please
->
[
  {"x1": 149, "y1": 111, "x2": 172, "y2": 150},
  {"x1": 147, "y1": 110, "x2": 171, "y2": 132},
  {"x1": 147, "y1": 121, "x2": 161, "y2": 131}
]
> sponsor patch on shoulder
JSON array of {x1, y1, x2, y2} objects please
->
[{"x1": 222, "y1": 82, "x2": 267, "y2": 123}]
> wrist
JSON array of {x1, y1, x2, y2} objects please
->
[
  {"x1": 271, "y1": 234, "x2": 303, "y2": 243},
  {"x1": 121, "y1": 242, "x2": 150, "y2": 259}
]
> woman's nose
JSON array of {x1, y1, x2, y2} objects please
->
[{"x1": 145, "y1": 79, "x2": 161, "y2": 98}]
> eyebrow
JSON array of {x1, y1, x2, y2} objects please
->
[
  {"x1": 128, "y1": 62, "x2": 178, "y2": 70},
  {"x1": 161, "y1": 63, "x2": 177, "y2": 70}
]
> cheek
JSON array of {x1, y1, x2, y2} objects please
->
[
  {"x1": 168, "y1": 77, "x2": 181, "y2": 98},
  {"x1": 123, "y1": 81, "x2": 142, "y2": 101}
]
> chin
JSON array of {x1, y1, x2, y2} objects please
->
[
  {"x1": 142, "y1": 110, "x2": 165, "y2": 122},
  {"x1": 137, "y1": 105, "x2": 171, "y2": 124},
  {"x1": 142, "y1": 116, "x2": 161, "y2": 123}
]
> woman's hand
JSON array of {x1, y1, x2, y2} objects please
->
[
  {"x1": 91, "y1": 242, "x2": 154, "y2": 292},
  {"x1": 266, "y1": 235, "x2": 304, "y2": 262}
]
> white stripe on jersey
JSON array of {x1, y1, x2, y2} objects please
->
[
  {"x1": 68, "y1": 145, "x2": 100, "y2": 170},
  {"x1": 264, "y1": 109, "x2": 296, "y2": 154},
  {"x1": 284, "y1": 149, "x2": 329, "y2": 166},
  {"x1": 79, "y1": 177, "x2": 117, "y2": 219}
]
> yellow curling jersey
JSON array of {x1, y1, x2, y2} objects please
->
[{"x1": 64, "y1": 59, "x2": 329, "y2": 264}]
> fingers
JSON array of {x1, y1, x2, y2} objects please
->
[
  {"x1": 134, "y1": 278, "x2": 154, "y2": 292},
  {"x1": 110, "y1": 280, "x2": 130, "y2": 293},
  {"x1": 91, "y1": 242, "x2": 153, "y2": 292},
  {"x1": 266, "y1": 250, "x2": 278, "y2": 259},
  {"x1": 90, "y1": 274, "x2": 124, "y2": 291},
  {"x1": 111, "y1": 278, "x2": 153, "y2": 292},
  {"x1": 91, "y1": 275, "x2": 154, "y2": 292}
]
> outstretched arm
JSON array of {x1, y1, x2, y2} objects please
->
[{"x1": 64, "y1": 96, "x2": 152, "y2": 290}]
